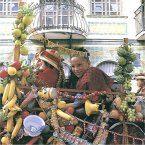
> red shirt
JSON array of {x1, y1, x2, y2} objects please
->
[
  {"x1": 76, "y1": 67, "x2": 113, "y2": 93},
  {"x1": 36, "y1": 68, "x2": 59, "y2": 87}
]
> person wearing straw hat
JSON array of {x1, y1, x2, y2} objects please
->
[
  {"x1": 32, "y1": 49, "x2": 64, "y2": 88},
  {"x1": 135, "y1": 73, "x2": 145, "y2": 95}
]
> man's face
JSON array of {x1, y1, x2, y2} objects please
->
[
  {"x1": 33, "y1": 58, "x2": 47, "y2": 72},
  {"x1": 136, "y1": 79, "x2": 144, "y2": 87},
  {"x1": 70, "y1": 57, "x2": 90, "y2": 78}
]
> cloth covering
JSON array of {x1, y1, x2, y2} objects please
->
[
  {"x1": 72, "y1": 67, "x2": 113, "y2": 93},
  {"x1": 35, "y1": 68, "x2": 59, "y2": 87}
]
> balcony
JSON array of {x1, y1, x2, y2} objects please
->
[
  {"x1": 134, "y1": 4, "x2": 145, "y2": 40},
  {"x1": 28, "y1": 0, "x2": 89, "y2": 41}
]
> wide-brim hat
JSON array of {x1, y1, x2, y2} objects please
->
[
  {"x1": 135, "y1": 73, "x2": 145, "y2": 80},
  {"x1": 39, "y1": 49, "x2": 62, "y2": 70}
]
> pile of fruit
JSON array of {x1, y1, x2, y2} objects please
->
[
  {"x1": 0, "y1": 60, "x2": 38, "y2": 144},
  {"x1": 12, "y1": 4, "x2": 33, "y2": 56}
]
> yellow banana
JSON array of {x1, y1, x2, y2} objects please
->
[
  {"x1": 8, "y1": 80, "x2": 16, "y2": 101},
  {"x1": 14, "y1": 105, "x2": 22, "y2": 111},
  {"x1": 3, "y1": 94, "x2": 17, "y2": 110},
  {"x1": 16, "y1": 87, "x2": 22, "y2": 99},
  {"x1": 7, "y1": 110, "x2": 17, "y2": 118},
  {"x1": 9, "y1": 104, "x2": 22, "y2": 111},
  {"x1": 11, "y1": 117, "x2": 23, "y2": 139},
  {"x1": 56, "y1": 109, "x2": 72, "y2": 120},
  {"x1": 7, "y1": 116, "x2": 14, "y2": 132},
  {"x1": 2, "y1": 83, "x2": 10, "y2": 105}
]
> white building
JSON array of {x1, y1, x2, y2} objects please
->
[{"x1": 0, "y1": 0, "x2": 144, "y2": 76}]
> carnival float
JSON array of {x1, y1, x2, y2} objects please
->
[{"x1": 0, "y1": 2, "x2": 145, "y2": 145}]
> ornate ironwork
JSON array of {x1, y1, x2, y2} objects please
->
[
  {"x1": 29, "y1": 0, "x2": 88, "y2": 40},
  {"x1": 134, "y1": 4, "x2": 145, "y2": 36}
]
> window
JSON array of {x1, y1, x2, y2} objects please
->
[
  {"x1": 91, "y1": 0, "x2": 120, "y2": 16},
  {"x1": 44, "y1": 3, "x2": 73, "y2": 27},
  {"x1": 0, "y1": 0, "x2": 18, "y2": 16}
]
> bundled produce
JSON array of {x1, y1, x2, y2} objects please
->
[
  {"x1": 114, "y1": 43, "x2": 137, "y2": 121},
  {"x1": 12, "y1": 4, "x2": 33, "y2": 61},
  {"x1": 114, "y1": 44, "x2": 136, "y2": 84}
]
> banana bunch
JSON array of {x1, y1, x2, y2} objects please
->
[
  {"x1": 2, "y1": 79, "x2": 22, "y2": 106},
  {"x1": 2, "y1": 79, "x2": 23, "y2": 137}
]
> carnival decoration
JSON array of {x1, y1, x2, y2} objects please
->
[
  {"x1": 0, "y1": 2, "x2": 145, "y2": 145},
  {"x1": 85, "y1": 100, "x2": 100, "y2": 116},
  {"x1": 13, "y1": 2, "x2": 33, "y2": 61},
  {"x1": 27, "y1": 27, "x2": 89, "y2": 57}
]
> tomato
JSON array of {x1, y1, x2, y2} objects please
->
[
  {"x1": 0, "y1": 69, "x2": 8, "y2": 78},
  {"x1": 65, "y1": 106, "x2": 74, "y2": 114},
  {"x1": 23, "y1": 69, "x2": 30, "y2": 78},
  {"x1": 21, "y1": 111, "x2": 30, "y2": 119},
  {"x1": 10, "y1": 61, "x2": 21, "y2": 70}
]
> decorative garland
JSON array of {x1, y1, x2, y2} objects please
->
[
  {"x1": 58, "y1": 90, "x2": 108, "y2": 101},
  {"x1": 27, "y1": 27, "x2": 88, "y2": 57},
  {"x1": 36, "y1": 88, "x2": 145, "y2": 145}
]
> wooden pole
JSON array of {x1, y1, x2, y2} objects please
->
[
  {"x1": 123, "y1": 38, "x2": 128, "y2": 44},
  {"x1": 122, "y1": 38, "x2": 128, "y2": 145},
  {"x1": 121, "y1": 38, "x2": 128, "y2": 100}
]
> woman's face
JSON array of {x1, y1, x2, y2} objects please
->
[
  {"x1": 70, "y1": 57, "x2": 90, "y2": 78},
  {"x1": 136, "y1": 79, "x2": 145, "y2": 87}
]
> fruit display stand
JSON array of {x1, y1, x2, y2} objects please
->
[
  {"x1": 0, "y1": 3, "x2": 145, "y2": 145},
  {"x1": 13, "y1": 1, "x2": 33, "y2": 61}
]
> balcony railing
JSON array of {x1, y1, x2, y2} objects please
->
[
  {"x1": 134, "y1": 4, "x2": 145, "y2": 36},
  {"x1": 29, "y1": 0, "x2": 89, "y2": 40}
]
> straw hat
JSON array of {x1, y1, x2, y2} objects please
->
[
  {"x1": 39, "y1": 49, "x2": 62, "y2": 70},
  {"x1": 135, "y1": 73, "x2": 145, "y2": 80}
]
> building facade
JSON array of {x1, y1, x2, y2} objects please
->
[{"x1": 0, "y1": 0, "x2": 144, "y2": 75}]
